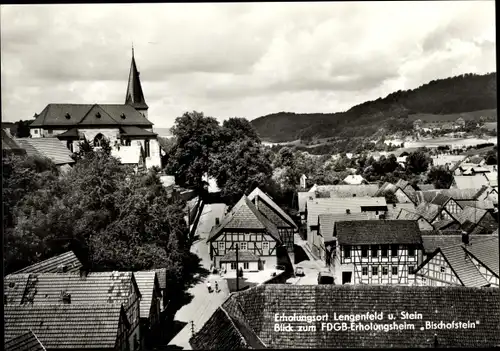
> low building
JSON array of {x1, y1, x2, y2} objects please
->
[
  {"x1": 133, "y1": 271, "x2": 162, "y2": 347},
  {"x1": 190, "y1": 285, "x2": 500, "y2": 349},
  {"x1": 207, "y1": 195, "x2": 283, "y2": 272},
  {"x1": 330, "y1": 220, "x2": 422, "y2": 285},
  {"x1": 14, "y1": 137, "x2": 75, "y2": 169},
  {"x1": 4, "y1": 304, "x2": 130, "y2": 351}
]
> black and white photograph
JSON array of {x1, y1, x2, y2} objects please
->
[{"x1": 1, "y1": 1, "x2": 499, "y2": 349}]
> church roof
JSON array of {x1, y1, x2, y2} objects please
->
[
  {"x1": 120, "y1": 126, "x2": 157, "y2": 137},
  {"x1": 125, "y1": 50, "x2": 148, "y2": 110},
  {"x1": 30, "y1": 104, "x2": 152, "y2": 127}
]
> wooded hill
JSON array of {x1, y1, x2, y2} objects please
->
[{"x1": 251, "y1": 72, "x2": 497, "y2": 142}]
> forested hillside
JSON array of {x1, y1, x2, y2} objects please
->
[{"x1": 251, "y1": 72, "x2": 497, "y2": 142}]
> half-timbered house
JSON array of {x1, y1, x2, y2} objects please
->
[
  {"x1": 133, "y1": 271, "x2": 162, "y2": 348},
  {"x1": 452, "y1": 206, "x2": 498, "y2": 234},
  {"x1": 330, "y1": 220, "x2": 422, "y2": 285},
  {"x1": 207, "y1": 195, "x2": 283, "y2": 272}
]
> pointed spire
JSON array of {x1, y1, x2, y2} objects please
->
[{"x1": 125, "y1": 47, "x2": 148, "y2": 110}]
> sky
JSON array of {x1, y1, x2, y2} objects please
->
[{"x1": 1, "y1": 2, "x2": 496, "y2": 128}]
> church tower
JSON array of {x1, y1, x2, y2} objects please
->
[{"x1": 125, "y1": 47, "x2": 149, "y2": 118}]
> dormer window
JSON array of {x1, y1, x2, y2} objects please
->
[
  {"x1": 96, "y1": 112, "x2": 101, "y2": 118},
  {"x1": 120, "y1": 113, "x2": 126, "y2": 119},
  {"x1": 65, "y1": 113, "x2": 71, "y2": 119}
]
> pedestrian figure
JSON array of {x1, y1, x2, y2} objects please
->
[
  {"x1": 207, "y1": 281, "x2": 212, "y2": 293},
  {"x1": 215, "y1": 281, "x2": 219, "y2": 293}
]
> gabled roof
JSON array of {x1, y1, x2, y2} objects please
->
[
  {"x1": 134, "y1": 271, "x2": 160, "y2": 319},
  {"x1": 5, "y1": 271, "x2": 140, "y2": 305},
  {"x1": 318, "y1": 213, "x2": 369, "y2": 242},
  {"x1": 416, "y1": 189, "x2": 482, "y2": 204},
  {"x1": 247, "y1": 187, "x2": 297, "y2": 229},
  {"x1": 208, "y1": 196, "x2": 280, "y2": 242},
  {"x1": 192, "y1": 285, "x2": 500, "y2": 349},
  {"x1": 30, "y1": 104, "x2": 152, "y2": 127},
  {"x1": 373, "y1": 182, "x2": 398, "y2": 197},
  {"x1": 152, "y1": 268, "x2": 167, "y2": 290},
  {"x1": 306, "y1": 197, "x2": 387, "y2": 226},
  {"x1": 120, "y1": 125, "x2": 157, "y2": 137},
  {"x1": 464, "y1": 237, "x2": 499, "y2": 276},
  {"x1": 421, "y1": 235, "x2": 464, "y2": 254},
  {"x1": 4, "y1": 330, "x2": 46, "y2": 351},
  {"x1": 432, "y1": 218, "x2": 458, "y2": 230},
  {"x1": 395, "y1": 179, "x2": 410, "y2": 190},
  {"x1": 429, "y1": 193, "x2": 452, "y2": 207},
  {"x1": 313, "y1": 184, "x2": 379, "y2": 198},
  {"x1": 453, "y1": 175, "x2": 489, "y2": 190},
  {"x1": 335, "y1": 220, "x2": 422, "y2": 245},
  {"x1": 453, "y1": 206, "x2": 489, "y2": 225},
  {"x1": 125, "y1": 51, "x2": 148, "y2": 110},
  {"x1": 386, "y1": 203, "x2": 416, "y2": 219},
  {"x1": 4, "y1": 304, "x2": 127, "y2": 350},
  {"x1": 397, "y1": 208, "x2": 424, "y2": 221},
  {"x1": 78, "y1": 104, "x2": 121, "y2": 125},
  {"x1": 438, "y1": 245, "x2": 489, "y2": 287},
  {"x1": 13, "y1": 251, "x2": 83, "y2": 274},
  {"x1": 15, "y1": 138, "x2": 74, "y2": 165},
  {"x1": 418, "y1": 183, "x2": 436, "y2": 191},
  {"x1": 414, "y1": 202, "x2": 441, "y2": 222},
  {"x1": 220, "y1": 250, "x2": 260, "y2": 262}
]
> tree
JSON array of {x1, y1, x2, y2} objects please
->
[
  {"x1": 426, "y1": 166, "x2": 454, "y2": 189},
  {"x1": 168, "y1": 111, "x2": 221, "y2": 191},
  {"x1": 485, "y1": 149, "x2": 498, "y2": 165},
  {"x1": 14, "y1": 120, "x2": 32, "y2": 138},
  {"x1": 220, "y1": 117, "x2": 260, "y2": 144},
  {"x1": 406, "y1": 151, "x2": 431, "y2": 174},
  {"x1": 209, "y1": 139, "x2": 273, "y2": 205}
]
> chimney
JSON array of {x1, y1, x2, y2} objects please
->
[
  {"x1": 352, "y1": 194, "x2": 356, "y2": 197},
  {"x1": 462, "y1": 231, "x2": 469, "y2": 246},
  {"x1": 56, "y1": 264, "x2": 67, "y2": 273},
  {"x1": 215, "y1": 217, "x2": 220, "y2": 225},
  {"x1": 346, "y1": 209, "x2": 351, "y2": 215},
  {"x1": 60, "y1": 291, "x2": 71, "y2": 304},
  {"x1": 79, "y1": 267, "x2": 88, "y2": 279}
]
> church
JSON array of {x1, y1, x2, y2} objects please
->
[{"x1": 29, "y1": 50, "x2": 163, "y2": 169}]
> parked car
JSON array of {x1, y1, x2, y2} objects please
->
[
  {"x1": 295, "y1": 266, "x2": 305, "y2": 277},
  {"x1": 318, "y1": 272, "x2": 335, "y2": 284}
]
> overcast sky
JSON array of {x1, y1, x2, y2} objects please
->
[{"x1": 1, "y1": 2, "x2": 496, "y2": 128}]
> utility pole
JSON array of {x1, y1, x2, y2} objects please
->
[{"x1": 236, "y1": 244, "x2": 239, "y2": 292}]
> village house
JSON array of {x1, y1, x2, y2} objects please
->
[
  {"x1": 452, "y1": 175, "x2": 490, "y2": 189},
  {"x1": 305, "y1": 197, "x2": 388, "y2": 259},
  {"x1": 415, "y1": 236, "x2": 498, "y2": 288},
  {"x1": 329, "y1": 220, "x2": 422, "y2": 285},
  {"x1": 12, "y1": 251, "x2": 83, "y2": 274},
  {"x1": 385, "y1": 202, "x2": 417, "y2": 220},
  {"x1": 190, "y1": 285, "x2": 500, "y2": 349},
  {"x1": 313, "y1": 184, "x2": 379, "y2": 199},
  {"x1": 28, "y1": 51, "x2": 162, "y2": 170},
  {"x1": 415, "y1": 188, "x2": 484, "y2": 205},
  {"x1": 14, "y1": 137, "x2": 75, "y2": 171},
  {"x1": 206, "y1": 195, "x2": 284, "y2": 272},
  {"x1": 133, "y1": 271, "x2": 162, "y2": 348},
  {"x1": 452, "y1": 206, "x2": 498, "y2": 234},
  {"x1": 4, "y1": 304, "x2": 131, "y2": 351},
  {"x1": 4, "y1": 271, "x2": 142, "y2": 351},
  {"x1": 247, "y1": 187, "x2": 297, "y2": 260},
  {"x1": 396, "y1": 208, "x2": 434, "y2": 231},
  {"x1": 374, "y1": 182, "x2": 416, "y2": 204}
]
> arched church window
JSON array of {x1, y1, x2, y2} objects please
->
[
  {"x1": 93, "y1": 133, "x2": 106, "y2": 147},
  {"x1": 144, "y1": 139, "x2": 150, "y2": 157}
]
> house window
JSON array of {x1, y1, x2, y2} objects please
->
[
  {"x1": 239, "y1": 242, "x2": 247, "y2": 251},
  {"x1": 371, "y1": 246, "x2": 378, "y2": 257},
  {"x1": 372, "y1": 266, "x2": 378, "y2": 275},
  {"x1": 408, "y1": 266, "x2": 415, "y2": 275},
  {"x1": 34, "y1": 129, "x2": 38, "y2": 134},
  {"x1": 408, "y1": 246, "x2": 415, "y2": 257},
  {"x1": 93, "y1": 133, "x2": 106, "y2": 147},
  {"x1": 382, "y1": 266, "x2": 388, "y2": 275},
  {"x1": 381, "y1": 245, "x2": 388, "y2": 257},
  {"x1": 392, "y1": 266, "x2": 398, "y2": 275},
  {"x1": 47, "y1": 129, "x2": 53, "y2": 135},
  {"x1": 391, "y1": 245, "x2": 398, "y2": 256},
  {"x1": 243, "y1": 262, "x2": 249, "y2": 269},
  {"x1": 218, "y1": 242, "x2": 224, "y2": 251},
  {"x1": 440, "y1": 266, "x2": 445, "y2": 273},
  {"x1": 362, "y1": 267, "x2": 368, "y2": 276},
  {"x1": 262, "y1": 242, "x2": 269, "y2": 251},
  {"x1": 66, "y1": 141, "x2": 73, "y2": 152},
  {"x1": 361, "y1": 246, "x2": 368, "y2": 258},
  {"x1": 145, "y1": 139, "x2": 150, "y2": 157},
  {"x1": 125, "y1": 139, "x2": 131, "y2": 146},
  {"x1": 230, "y1": 262, "x2": 237, "y2": 270},
  {"x1": 344, "y1": 245, "x2": 351, "y2": 258}
]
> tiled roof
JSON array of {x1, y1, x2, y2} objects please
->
[
  {"x1": 414, "y1": 202, "x2": 440, "y2": 222},
  {"x1": 318, "y1": 213, "x2": 369, "y2": 242},
  {"x1": 439, "y1": 245, "x2": 489, "y2": 287},
  {"x1": 220, "y1": 250, "x2": 260, "y2": 262},
  {"x1": 373, "y1": 182, "x2": 398, "y2": 197},
  {"x1": 208, "y1": 196, "x2": 280, "y2": 242},
  {"x1": 4, "y1": 274, "x2": 31, "y2": 305},
  {"x1": 6, "y1": 272, "x2": 138, "y2": 305},
  {"x1": 401, "y1": 185, "x2": 418, "y2": 203},
  {"x1": 248, "y1": 187, "x2": 297, "y2": 229},
  {"x1": 456, "y1": 200, "x2": 495, "y2": 210},
  {"x1": 4, "y1": 304, "x2": 125, "y2": 350},
  {"x1": 395, "y1": 179, "x2": 410, "y2": 190},
  {"x1": 15, "y1": 138, "x2": 74, "y2": 165},
  {"x1": 2, "y1": 130, "x2": 25, "y2": 152},
  {"x1": 432, "y1": 218, "x2": 458, "y2": 230},
  {"x1": 298, "y1": 191, "x2": 316, "y2": 212},
  {"x1": 134, "y1": 271, "x2": 158, "y2": 319},
  {"x1": 14, "y1": 251, "x2": 83, "y2": 274},
  {"x1": 193, "y1": 285, "x2": 500, "y2": 349},
  {"x1": 421, "y1": 235, "x2": 464, "y2": 254},
  {"x1": 4, "y1": 330, "x2": 46, "y2": 351},
  {"x1": 418, "y1": 184, "x2": 436, "y2": 191},
  {"x1": 314, "y1": 184, "x2": 379, "y2": 198},
  {"x1": 429, "y1": 193, "x2": 451, "y2": 206},
  {"x1": 484, "y1": 172, "x2": 498, "y2": 187},
  {"x1": 120, "y1": 126, "x2": 156, "y2": 137},
  {"x1": 453, "y1": 175, "x2": 489, "y2": 189},
  {"x1": 386, "y1": 203, "x2": 416, "y2": 219},
  {"x1": 464, "y1": 236, "x2": 499, "y2": 276},
  {"x1": 416, "y1": 189, "x2": 480, "y2": 203},
  {"x1": 30, "y1": 104, "x2": 152, "y2": 127},
  {"x1": 152, "y1": 268, "x2": 167, "y2": 290},
  {"x1": 306, "y1": 197, "x2": 387, "y2": 225},
  {"x1": 397, "y1": 208, "x2": 423, "y2": 221},
  {"x1": 453, "y1": 206, "x2": 489, "y2": 225},
  {"x1": 56, "y1": 127, "x2": 81, "y2": 138},
  {"x1": 335, "y1": 220, "x2": 421, "y2": 245}
]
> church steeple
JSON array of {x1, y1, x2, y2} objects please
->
[{"x1": 125, "y1": 47, "x2": 149, "y2": 115}]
